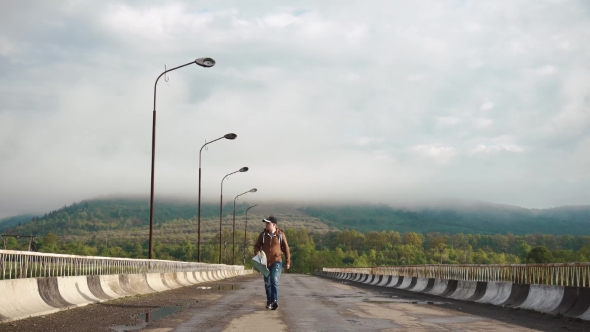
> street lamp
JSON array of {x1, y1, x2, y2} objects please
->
[
  {"x1": 219, "y1": 167, "x2": 248, "y2": 263},
  {"x1": 233, "y1": 189, "x2": 257, "y2": 265},
  {"x1": 149, "y1": 57, "x2": 216, "y2": 260},
  {"x1": 197, "y1": 133, "x2": 237, "y2": 262},
  {"x1": 243, "y1": 204, "x2": 258, "y2": 264}
]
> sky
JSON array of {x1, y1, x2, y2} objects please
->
[{"x1": 1, "y1": 0, "x2": 590, "y2": 218}]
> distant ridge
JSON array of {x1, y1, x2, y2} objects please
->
[
  {"x1": 4, "y1": 197, "x2": 590, "y2": 236},
  {"x1": 299, "y1": 202, "x2": 590, "y2": 236}
]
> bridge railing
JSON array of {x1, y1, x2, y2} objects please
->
[
  {"x1": 324, "y1": 263, "x2": 590, "y2": 288},
  {"x1": 0, "y1": 249, "x2": 242, "y2": 280}
]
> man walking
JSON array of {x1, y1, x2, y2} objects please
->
[{"x1": 254, "y1": 216, "x2": 290, "y2": 310}]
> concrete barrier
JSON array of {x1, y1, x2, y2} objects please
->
[
  {"x1": 37, "y1": 277, "x2": 73, "y2": 308},
  {"x1": 466, "y1": 281, "x2": 488, "y2": 302},
  {"x1": 476, "y1": 282, "x2": 512, "y2": 305},
  {"x1": 425, "y1": 278, "x2": 449, "y2": 295},
  {"x1": 563, "y1": 288, "x2": 590, "y2": 317},
  {"x1": 501, "y1": 283, "x2": 530, "y2": 307},
  {"x1": 386, "y1": 276, "x2": 401, "y2": 287},
  {"x1": 99, "y1": 274, "x2": 128, "y2": 298},
  {"x1": 146, "y1": 273, "x2": 171, "y2": 292},
  {"x1": 377, "y1": 276, "x2": 391, "y2": 286},
  {"x1": 121, "y1": 274, "x2": 155, "y2": 295},
  {"x1": 392, "y1": 276, "x2": 405, "y2": 288},
  {"x1": 420, "y1": 278, "x2": 435, "y2": 293},
  {"x1": 0, "y1": 278, "x2": 60, "y2": 322},
  {"x1": 412, "y1": 278, "x2": 430, "y2": 292},
  {"x1": 405, "y1": 277, "x2": 418, "y2": 290},
  {"x1": 86, "y1": 275, "x2": 114, "y2": 301},
  {"x1": 518, "y1": 285, "x2": 564, "y2": 313},
  {"x1": 448, "y1": 280, "x2": 477, "y2": 300},
  {"x1": 185, "y1": 271, "x2": 198, "y2": 284},
  {"x1": 370, "y1": 275, "x2": 382, "y2": 285},
  {"x1": 320, "y1": 272, "x2": 590, "y2": 321},
  {"x1": 194, "y1": 271, "x2": 206, "y2": 283},
  {"x1": 0, "y1": 267, "x2": 244, "y2": 323},
  {"x1": 174, "y1": 272, "x2": 192, "y2": 286},
  {"x1": 56, "y1": 276, "x2": 101, "y2": 306}
]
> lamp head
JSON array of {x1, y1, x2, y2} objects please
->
[
  {"x1": 249, "y1": 188, "x2": 257, "y2": 193},
  {"x1": 239, "y1": 167, "x2": 249, "y2": 172},
  {"x1": 195, "y1": 57, "x2": 216, "y2": 68},
  {"x1": 224, "y1": 133, "x2": 237, "y2": 140}
]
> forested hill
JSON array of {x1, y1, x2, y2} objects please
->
[
  {"x1": 4, "y1": 199, "x2": 590, "y2": 237},
  {"x1": 0, "y1": 214, "x2": 34, "y2": 232},
  {"x1": 2, "y1": 199, "x2": 250, "y2": 235},
  {"x1": 300, "y1": 203, "x2": 590, "y2": 236}
]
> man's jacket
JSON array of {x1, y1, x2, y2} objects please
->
[{"x1": 254, "y1": 228, "x2": 291, "y2": 267}]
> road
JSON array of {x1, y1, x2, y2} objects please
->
[{"x1": 1, "y1": 273, "x2": 589, "y2": 331}]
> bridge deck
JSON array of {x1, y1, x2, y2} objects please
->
[{"x1": 1, "y1": 274, "x2": 589, "y2": 331}]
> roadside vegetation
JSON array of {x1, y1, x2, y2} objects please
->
[{"x1": 2, "y1": 199, "x2": 590, "y2": 274}]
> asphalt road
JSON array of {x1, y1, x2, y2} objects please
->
[{"x1": 1, "y1": 273, "x2": 590, "y2": 331}]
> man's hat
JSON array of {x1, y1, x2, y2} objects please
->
[{"x1": 262, "y1": 216, "x2": 277, "y2": 224}]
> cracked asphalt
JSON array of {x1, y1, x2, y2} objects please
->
[{"x1": 1, "y1": 273, "x2": 589, "y2": 331}]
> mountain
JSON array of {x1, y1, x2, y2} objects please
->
[
  {"x1": 3, "y1": 198, "x2": 250, "y2": 236},
  {"x1": 2, "y1": 198, "x2": 333, "y2": 242},
  {"x1": 5, "y1": 198, "x2": 590, "y2": 238},
  {"x1": 0, "y1": 214, "x2": 34, "y2": 233},
  {"x1": 300, "y1": 202, "x2": 590, "y2": 235}
]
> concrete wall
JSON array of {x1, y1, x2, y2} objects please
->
[
  {"x1": 0, "y1": 269, "x2": 252, "y2": 323},
  {"x1": 320, "y1": 272, "x2": 590, "y2": 321}
]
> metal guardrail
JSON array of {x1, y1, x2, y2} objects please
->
[
  {"x1": 0, "y1": 249, "x2": 242, "y2": 280},
  {"x1": 324, "y1": 263, "x2": 590, "y2": 288}
]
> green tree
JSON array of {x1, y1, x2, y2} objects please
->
[
  {"x1": 404, "y1": 232, "x2": 423, "y2": 247},
  {"x1": 527, "y1": 246, "x2": 553, "y2": 263},
  {"x1": 41, "y1": 232, "x2": 58, "y2": 252}
]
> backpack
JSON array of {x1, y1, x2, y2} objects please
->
[{"x1": 261, "y1": 230, "x2": 284, "y2": 250}]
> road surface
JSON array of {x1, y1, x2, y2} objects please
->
[{"x1": 1, "y1": 273, "x2": 589, "y2": 331}]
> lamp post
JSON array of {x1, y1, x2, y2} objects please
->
[
  {"x1": 243, "y1": 204, "x2": 258, "y2": 264},
  {"x1": 197, "y1": 133, "x2": 237, "y2": 262},
  {"x1": 233, "y1": 189, "x2": 257, "y2": 265},
  {"x1": 219, "y1": 167, "x2": 248, "y2": 263},
  {"x1": 149, "y1": 57, "x2": 216, "y2": 260}
]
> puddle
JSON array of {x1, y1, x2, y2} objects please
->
[
  {"x1": 216, "y1": 285, "x2": 243, "y2": 290},
  {"x1": 363, "y1": 298, "x2": 448, "y2": 305},
  {"x1": 110, "y1": 305, "x2": 187, "y2": 331},
  {"x1": 195, "y1": 285, "x2": 242, "y2": 291}
]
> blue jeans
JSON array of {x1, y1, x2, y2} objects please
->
[{"x1": 264, "y1": 262, "x2": 282, "y2": 302}]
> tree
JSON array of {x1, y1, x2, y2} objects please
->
[
  {"x1": 41, "y1": 232, "x2": 58, "y2": 252},
  {"x1": 526, "y1": 246, "x2": 553, "y2": 263},
  {"x1": 404, "y1": 232, "x2": 423, "y2": 247}
]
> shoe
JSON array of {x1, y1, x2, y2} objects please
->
[
  {"x1": 271, "y1": 301, "x2": 278, "y2": 310},
  {"x1": 266, "y1": 301, "x2": 272, "y2": 309}
]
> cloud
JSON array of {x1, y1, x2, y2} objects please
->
[
  {"x1": 470, "y1": 144, "x2": 524, "y2": 155},
  {"x1": 412, "y1": 145, "x2": 457, "y2": 165},
  {"x1": 437, "y1": 117, "x2": 460, "y2": 126},
  {"x1": 356, "y1": 137, "x2": 384, "y2": 146},
  {"x1": 1, "y1": 0, "x2": 590, "y2": 217},
  {"x1": 480, "y1": 102, "x2": 494, "y2": 111}
]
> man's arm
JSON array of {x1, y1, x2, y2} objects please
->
[
  {"x1": 282, "y1": 232, "x2": 291, "y2": 270},
  {"x1": 253, "y1": 232, "x2": 262, "y2": 256}
]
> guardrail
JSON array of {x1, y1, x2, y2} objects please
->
[
  {"x1": 0, "y1": 249, "x2": 242, "y2": 280},
  {"x1": 324, "y1": 263, "x2": 590, "y2": 288}
]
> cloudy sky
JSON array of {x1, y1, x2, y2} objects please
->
[{"x1": 1, "y1": 0, "x2": 590, "y2": 218}]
